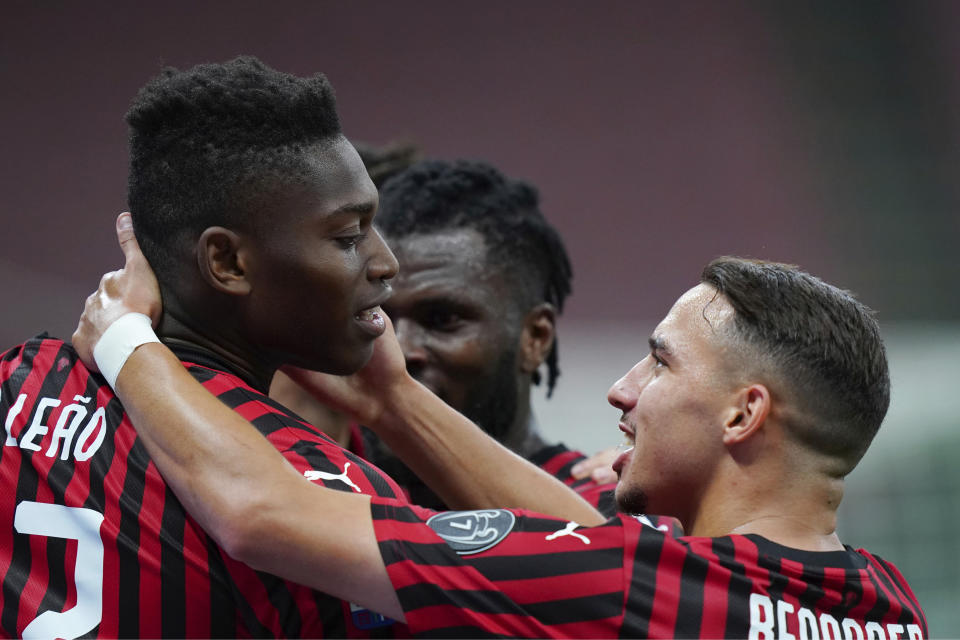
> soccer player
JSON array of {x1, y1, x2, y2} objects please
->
[
  {"x1": 349, "y1": 159, "x2": 618, "y2": 512},
  {"x1": 267, "y1": 140, "x2": 422, "y2": 452},
  {"x1": 0, "y1": 57, "x2": 599, "y2": 638},
  {"x1": 76, "y1": 235, "x2": 929, "y2": 637}
]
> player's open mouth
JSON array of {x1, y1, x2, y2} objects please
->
[
  {"x1": 612, "y1": 423, "x2": 635, "y2": 475},
  {"x1": 354, "y1": 306, "x2": 386, "y2": 337}
]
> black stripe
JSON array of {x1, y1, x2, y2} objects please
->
[
  {"x1": 343, "y1": 447, "x2": 402, "y2": 498},
  {"x1": 711, "y1": 537, "x2": 753, "y2": 640},
  {"x1": 204, "y1": 539, "x2": 240, "y2": 638},
  {"x1": 378, "y1": 539, "x2": 408, "y2": 567},
  {"x1": 794, "y1": 563, "x2": 827, "y2": 628},
  {"x1": 757, "y1": 547, "x2": 789, "y2": 611},
  {"x1": 525, "y1": 591, "x2": 623, "y2": 624},
  {"x1": 254, "y1": 573, "x2": 303, "y2": 637},
  {"x1": 469, "y1": 546, "x2": 624, "y2": 581},
  {"x1": 417, "y1": 624, "x2": 506, "y2": 638},
  {"x1": 38, "y1": 536, "x2": 69, "y2": 627},
  {"x1": 596, "y1": 489, "x2": 618, "y2": 518},
  {"x1": 218, "y1": 387, "x2": 329, "y2": 439},
  {"x1": 371, "y1": 501, "x2": 420, "y2": 523},
  {"x1": 317, "y1": 591, "x2": 344, "y2": 637},
  {"x1": 186, "y1": 364, "x2": 218, "y2": 384},
  {"x1": 116, "y1": 438, "x2": 149, "y2": 638},
  {"x1": 387, "y1": 540, "x2": 477, "y2": 567},
  {"x1": 160, "y1": 486, "x2": 187, "y2": 638},
  {"x1": 395, "y1": 583, "x2": 527, "y2": 616},
  {"x1": 674, "y1": 545, "x2": 708, "y2": 637},
  {"x1": 619, "y1": 527, "x2": 664, "y2": 639}
]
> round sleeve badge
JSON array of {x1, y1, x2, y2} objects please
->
[{"x1": 425, "y1": 509, "x2": 517, "y2": 555}]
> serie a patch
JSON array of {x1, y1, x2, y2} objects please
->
[{"x1": 426, "y1": 509, "x2": 516, "y2": 555}]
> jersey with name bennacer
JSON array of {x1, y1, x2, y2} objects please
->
[{"x1": 370, "y1": 498, "x2": 928, "y2": 639}]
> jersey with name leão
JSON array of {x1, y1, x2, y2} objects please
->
[
  {"x1": 371, "y1": 498, "x2": 928, "y2": 639},
  {"x1": 0, "y1": 335, "x2": 406, "y2": 638}
]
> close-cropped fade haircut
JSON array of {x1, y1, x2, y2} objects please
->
[
  {"x1": 701, "y1": 257, "x2": 890, "y2": 475},
  {"x1": 126, "y1": 56, "x2": 342, "y2": 288},
  {"x1": 376, "y1": 159, "x2": 573, "y2": 396}
]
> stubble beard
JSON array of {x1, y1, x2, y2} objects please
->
[
  {"x1": 461, "y1": 348, "x2": 520, "y2": 444},
  {"x1": 615, "y1": 482, "x2": 649, "y2": 516}
]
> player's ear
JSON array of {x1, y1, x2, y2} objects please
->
[
  {"x1": 722, "y1": 383, "x2": 771, "y2": 445},
  {"x1": 197, "y1": 226, "x2": 252, "y2": 296},
  {"x1": 520, "y1": 303, "x2": 556, "y2": 374}
]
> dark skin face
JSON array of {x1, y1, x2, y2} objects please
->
[
  {"x1": 160, "y1": 136, "x2": 398, "y2": 390},
  {"x1": 382, "y1": 228, "x2": 552, "y2": 451}
]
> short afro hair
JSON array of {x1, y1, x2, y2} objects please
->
[
  {"x1": 376, "y1": 159, "x2": 573, "y2": 396},
  {"x1": 126, "y1": 56, "x2": 342, "y2": 287}
]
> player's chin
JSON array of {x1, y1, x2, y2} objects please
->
[
  {"x1": 615, "y1": 483, "x2": 648, "y2": 516},
  {"x1": 328, "y1": 340, "x2": 376, "y2": 375},
  {"x1": 292, "y1": 338, "x2": 375, "y2": 376}
]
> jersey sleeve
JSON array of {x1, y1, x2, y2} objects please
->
[
  {"x1": 187, "y1": 363, "x2": 409, "y2": 501},
  {"x1": 370, "y1": 497, "x2": 632, "y2": 638}
]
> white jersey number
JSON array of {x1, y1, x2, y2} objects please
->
[{"x1": 14, "y1": 501, "x2": 104, "y2": 640}]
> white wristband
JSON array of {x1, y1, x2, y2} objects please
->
[{"x1": 92, "y1": 312, "x2": 160, "y2": 389}]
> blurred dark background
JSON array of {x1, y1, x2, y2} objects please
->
[{"x1": 2, "y1": 1, "x2": 957, "y2": 633}]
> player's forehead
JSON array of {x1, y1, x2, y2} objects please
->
[
  {"x1": 298, "y1": 136, "x2": 378, "y2": 217},
  {"x1": 391, "y1": 228, "x2": 488, "y2": 267},
  {"x1": 651, "y1": 284, "x2": 733, "y2": 356},
  {"x1": 390, "y1": 229, "x2": 504, "y2": 292}
]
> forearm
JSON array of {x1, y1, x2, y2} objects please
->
[
  {"x1": 114, "y1": 344, "x2": 402, "y2": 619},
  {"x1": 372, "y1": 377, "x2": 605, "y2": 525}
]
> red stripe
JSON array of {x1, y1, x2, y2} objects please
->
[
  {"x1": 494, "y1": 567, "x2": 622, "y2": 602},
  {"x1": 536, "y1": 449, "x2": 581, "y2": 477},
  {"x1": 181, "y1": 518, "x2": 214, "y2": 636},
  {"x1": 685, "y1": 537, "x2": 732, "y2": 638},
  {"x1": 137, "y1": 466, "x2": 167, "y2": 636},
  {"x1": 646, "y1": 534, "x2": 687, "y2": 636}
]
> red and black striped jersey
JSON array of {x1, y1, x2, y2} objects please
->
[
  {"x1": 1, "y1": 335, "x2": 406, "y2": 638},
  {"x1": 371, "y1": 499, "x2": 929, "y2": 639},
  {"x1": 529, "y1": 443, "x2": 619, "y2": 515}
]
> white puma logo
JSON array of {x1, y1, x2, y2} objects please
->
[
  {"x1": 545, "y1": 521, "x2": 591, "y2": 545},
  {"x1": 636, "y1": 514, "x2": 671, "y2": 532},
  {"x1": 304, "y1": 462, "x2": 361, "y2": 493}
]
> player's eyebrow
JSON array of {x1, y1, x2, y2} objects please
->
[
  {"x1": 648, "y1": 335, "x2": 673, "y2": 357},
  {"x1": 330, "y1": 200, "x2": 376, "y2": 217}
]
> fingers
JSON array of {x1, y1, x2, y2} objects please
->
[
  {"x1": 590, "y1": 466, "x2": 618, "y2": 484},
  {"x1": 571, "y1": 447, "x2": 620, "y2": 481},
  {"x1": 115, "y1": 212, "x2": 145, "y2": 266},
  {"x1": 71, "y1": 290, "x2": 103, "y2": 371}
]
